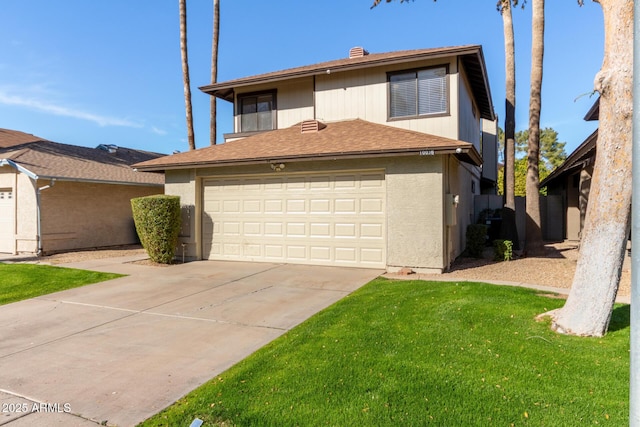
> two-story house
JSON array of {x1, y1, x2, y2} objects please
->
[{"x1": 134, "y1": 45, "x2": 497, "y2": 273}]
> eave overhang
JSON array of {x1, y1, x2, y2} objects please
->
[
  {"x1": 0, "y1": 158, "x2": 163, "y2": 187},
  {"x1": 201, "y1": 45, "x2": 495, "y2": 121},
  {"x1": 134, "y1": 146, "x2": 482, "y2": 173}
]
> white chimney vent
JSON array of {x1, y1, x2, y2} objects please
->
[{"x1": 349, "y1": 47, "x2": 369, "y2": 59}]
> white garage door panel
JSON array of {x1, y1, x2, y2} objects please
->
[
  {"x1": 0, "y1": 188, "x2": 15, "y2": 253},
  {"x1": 202, "y1": 172, "x2": 386, "y2": 267}
]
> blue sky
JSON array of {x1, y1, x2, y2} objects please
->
[{"x1": 0, "y1": 1, "x2": 603, "y2": 156}]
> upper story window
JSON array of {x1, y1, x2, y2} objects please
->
[
  {"x1": 238, "y1": 91, "x2": 276, "y2": 132},
  {"x1": 388, "y1": 66, "x2": 448, "y2": 119}
]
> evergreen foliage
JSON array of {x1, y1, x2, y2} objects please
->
[
  {"x1": 131, "y1": 195, "x2": 182, "y2": 264},
  {"x1": 497, "y1": 127, "x2": 565, "y2": 196}
]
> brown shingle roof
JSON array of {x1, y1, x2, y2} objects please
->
[
  {"x1": 0, "y1": 128, "x2": 49, "y2": 148},
  {"x1": 540, "y1": 129, "x2": 597, "y2": 188},
  {"x1": 0, "y1": 130, "x2": 164, "y2": 185},
  {"x1": 133, "y1": 119, "x2": 481, "y2": 171},
  {"x1": 201, "y1": 45, "x2": 495, "y2": 121},
  {"x1": 584, "y1": 97, "x2": 600, "y2": 121}
]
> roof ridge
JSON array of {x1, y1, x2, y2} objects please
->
[{"x1": 201, "y1": 45, "x2": 482, "y2": 95}]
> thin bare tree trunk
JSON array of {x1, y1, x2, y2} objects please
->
[
  {"x1": 524, "y1": 0, "x2": 545, "y2": 255},
  {"x1": 547, "y1": 0, "x2": 633, "y2": 337},
  {"x1": 180, "y1": 0, "x2": 196, "y2": 151},
  {"x1": 210, "y1": 0, "x2": 220, "y2": 146},
  {"x1": 500, "y1": 0, "x2": 519, "y2": 248}
]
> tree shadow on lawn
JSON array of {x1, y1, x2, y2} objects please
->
[{"x1": 608, "y1": 304, "x2": 630, "y2": 333}]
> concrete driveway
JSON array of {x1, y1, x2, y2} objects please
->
[{"x1": 0, "y1": 257, "x2": 381, "y2": 426}]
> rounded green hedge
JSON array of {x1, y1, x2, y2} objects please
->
[{"x1": 131, "y1": 195, "x2": 181, "y2": 264}]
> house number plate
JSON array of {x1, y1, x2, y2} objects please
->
[{"x1": 419, "y1": 150, "x2": 435, "y2": 156}]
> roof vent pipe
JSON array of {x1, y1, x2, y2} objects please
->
[{"x1": 349, "y1": 47, "x2": 369, "y2": 59}]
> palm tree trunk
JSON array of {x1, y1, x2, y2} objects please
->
[
  {"x1": 524, "y1": 0, "x2": 545, "y2": 255},
  {"x1": 547, "y1": 0, "x2": 633, "y2": 337},
  {"x1": 500, "y1": 0, "x2": 519, "y2": 248},
  {"x1": 503, "y1": 1, "x2": 516, "y2": 211},
  {"x1": 180, "y1": 0, "x2": 196, "y2": 151},
  {"x1": 210, "y1": 0, "x2": 220, "y2": 146}
]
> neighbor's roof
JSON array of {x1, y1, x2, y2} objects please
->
[
  {"x1": 201, "y1": 45, "x2": 495, "y2": 121},
  {"x1": 540, "y1": 96, "x2": 600, "y2": 187},
  {"x1": 0, "y1": 128, "x2": 49, "y2": 148},
  {"x1": 0, "y1": 129, "x2": 164, "y2": 186},
  {"x1": 584, "y1": 96, "x2": 600, "y2": 122},
  {"x1": 133, "y1": 119, "x2": 482, "y2": 172},
  {"x1": 540, "y1": 129, "x2": 597, "y2": 188}
]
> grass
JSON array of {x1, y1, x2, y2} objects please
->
[
  {"x1": 0, "y1": 263, "x2": 123, "y2": 305},
  {"x1": 142, "y1": 278, "x2": 629, "y2": 426}
]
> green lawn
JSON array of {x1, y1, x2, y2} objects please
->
[
  {"x1": 141, "y1": 278, "x2": 629, "y2": 426},
  {"x1": 0, "y1": 263, "x2": 123, "y2": 305}
]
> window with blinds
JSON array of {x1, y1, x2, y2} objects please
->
[
  {"x1": 239, "y1": 91, "x2": 276, "y2": 132},
  {"x1": 389, "y1": 66, "x2": 448, "y2": 119}
]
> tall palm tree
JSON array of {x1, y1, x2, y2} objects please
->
[
  {"x1": 524, "y1": 0, "x2": 545, "y2": 255},
  {"x1": 179, "y1": 0, "x2": 196, "y2": 151},
  {"x1": 210, "y1": 0, "x2": 220, "y2": 146},
  {"x1": 499, "y1": 0, "x2": 519, "y2": 248}
]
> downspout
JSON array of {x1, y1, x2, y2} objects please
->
[
  {"x1": 443, "y1": 156, "x2": 450, "y2": 270},
  {"x1": 35, "y1": 179, "x2": 55, "y2": 256}
]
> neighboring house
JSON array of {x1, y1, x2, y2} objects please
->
[
  {"x1": 134, "y1": 45, "x2": 497, "y2": 273},
  {"x1": 541, "y1": 98, "x2": 598, "y2": 241},
  {"x1": 0, "y1": 129, "x2": 164, "y2": 254}
]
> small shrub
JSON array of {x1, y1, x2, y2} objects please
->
[
  {"x1": 131, "y1": 195, "x2": 181, "y2": 264},
  {"x1": 465, "y1": 224, "x2": 487, "y2": 258},
  {"x1": 493, "y1": 239, "x2": 514, "y2": 262}
]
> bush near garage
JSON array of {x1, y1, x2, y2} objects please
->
[{"x1": 131, "y1": 195, "x2": 181, "y2": 264}]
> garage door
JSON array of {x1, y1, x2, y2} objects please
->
[
  {"x1": 0, "y1": 188, "x2": 15, "y2": 253},
  {"x1": 202, "y1": 171, "x2": 386, "y2": 267}
]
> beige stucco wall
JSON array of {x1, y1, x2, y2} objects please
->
[
  {"x1": 163, "y1": 168, "x2": 198, "y2": 257},
  {"x1": 165, "y1": 155, "x2": 454, "y2": 272},
  {"x1": 15, "y1": 174, "x2": 38, "y2": 253},
  {"x1": 0, "y1": 167, "x2": 20, "y2": 253},
  {"x1": 457, "y1": 64, "x2": 481, "y2": 149},
  {"x1": 0, "y1": 167, "x2": 15, "y2": 188},
  {"x1": 481, "y1": 119, "x2": 499, "y2": 184},
  {"x1": 445, "y1": 156, "x2": 480, "y2": 266},
  {"x1": 0, "y1": 167, "x2": 39, "y2": 253},
  {"x1": 39, "y1": 180, "x2": 162, "y2": 253}
]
